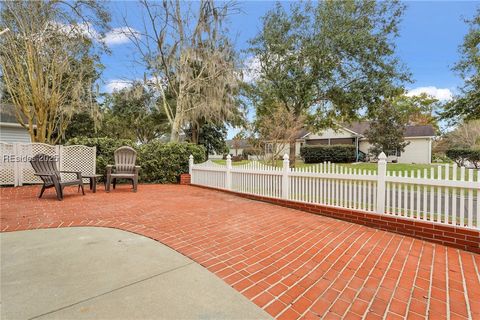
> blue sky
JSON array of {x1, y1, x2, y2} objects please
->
[{"x1": 98, "y1": 1, "x2": 478, "y2": 135}]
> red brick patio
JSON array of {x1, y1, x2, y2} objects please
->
[{"x1": 1, "y1": 184, "x2": 479, "y2": 319}]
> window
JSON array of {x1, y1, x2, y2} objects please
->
[{"x1": 386, "y1": 149, "x2": 401, "y2": 157}]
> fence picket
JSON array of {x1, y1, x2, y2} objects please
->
[
  {"x1": 468, "y1": 169, "x2": 474, "y2": 228},
  {"x1": 190, "y1": 155, "x2": 479, "y2": 230},
  {"x1": 460, "y1": 166, "x2": 465, "y2": 227}
]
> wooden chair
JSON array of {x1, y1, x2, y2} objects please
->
[
  {"x1": 30, "y1": 154, "x2": 85, "y2": 201},
  {"x1": 106, "y1": 146, "x2": 140, "y2": 192}
]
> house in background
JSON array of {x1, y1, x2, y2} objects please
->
[
  {"x1": 216, "y1": 121, "x2": 436, "y2": 164},
  {"x1": 226, "y1": 139, "x2": 252, "y2": 156},
  {"x1": 0, "y1": 103, "x2": 32, "y2": 143},
  {"x1": 294, "y1": 121, "x2": 436, "y2": 164}
]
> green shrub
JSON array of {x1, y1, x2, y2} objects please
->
[
  {"x1": 231, "y1": 155, "x2": 244, "y2": 162},
  {"x1": 432, "y1": 153, "x2": 452, "y2": 163},
  {"x1": 66, "y1": 137, "x2": 137, "y2": 179},
  {"x1": 138, "y1": 141, "x2": 206, "y2": 183},
  {"x1": 67, "y1": 137, "x2": 206, "y2": 183},
  {"x1": 468, "y1": 149, "x2": 480, "y2": 169},
  {"x1": 446, "y1": 148, "x2": 477, "y2": 167},
  {"x1": 300, "y1": 145, "x2": 356, "y2": 163}
]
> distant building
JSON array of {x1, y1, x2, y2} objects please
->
[
  {"x1": 0, "y1": 103, "x2": 32, "y2": 143},
  {"x1": 225, "y1": 139, "x2": 252, "y2": 156},
  {"x1": 236, "y1": 121, "x2": 436, "y2": 164}
]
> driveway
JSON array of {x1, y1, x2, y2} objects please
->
[
  {"x1": 1, "y1": 227, "x2": 271, "y2": 320},
  {"x1": 1, "y1": 185, "x2": 479, "y2": 319}
]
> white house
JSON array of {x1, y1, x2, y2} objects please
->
[
  {"x1": 0, "y1": 103, "x2": 32, "y2": 143},
  {"x1": 294, "y1": 122, "x2": 435, "y2": 164},
  {"x1": 226, "y1": 139, "x2": 252, "y2": 156}
]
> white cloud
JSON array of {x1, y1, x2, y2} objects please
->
[
  {"x1": 104, "y1": 75, "x2": 165, "y2": 93},
  {"x1": 243, "y1": 56, "x2": 261, "y2": 83},
  {"x1": 50, "y1": 22, "x2": 138, "y2": 47},
  {"x1": 406, "y1": 86, "x2": 453, "y2": 101},
  {"x1": 105, "y1": 79, "x2": 132, "y2": 93},
  {"x1": 102, "y1": 27, "x2": 139, "y2": 46}
]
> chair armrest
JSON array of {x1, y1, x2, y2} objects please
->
[
  {"x1": 106, "y1": 165, "x2": 113, "y2": 175},
  {"x1": 59, "y1": 170, "x2": 82, "y2": 179},
  {"x1": 134, "y1": 166, "x2": 141, "y2": 174}
]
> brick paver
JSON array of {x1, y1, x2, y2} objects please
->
[{"x1": 1, "y1": 185, "x2": 479, "y2": 319}]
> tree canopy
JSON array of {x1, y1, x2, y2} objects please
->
[
  {"x1": 124, "y1": 0, "x2": 242, "y2": 142},
  {"x1": 0, "y1": 0, "x2": 110, "y2": 143},
  {"x1": 246, "y1": 0, "x2": 410, "y2": 164},
  {"x1": 365, "y1": 98, "x2": 410, "y2": 158},
  {"x1": 442, "y1": 9, "x2": 480, "y2": 122}
]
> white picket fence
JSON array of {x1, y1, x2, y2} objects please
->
[
  {"x1": 189, "y1": 153, "x2": 480, "y2": 230},
  {"x1": 0, "y1": 142, "x2": 96, "y2": 186}
]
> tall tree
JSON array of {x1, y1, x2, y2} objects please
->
[
  {"x1": 365, "y1": 98, "x2": 410, "y2": 158},
  {"x1": 393, "y1": 91, "x2": 441, "y2": 132},
  {"x1": 109, "y1": 82, "x2": 169, "y2": 143},
  {"x1": 0, "y1": 0, "x2": 110, "y2": 143},
  {"x1": 256, "y1": 104, "x2": 305, "y2": 165},
  {"x1": 124, "y1": 0, "x2": 241, "y2": 142},
  {"x1": 247, "y1": 1, "x2": 409, "y2": 165},
  {"x1": 434, "y1": 120, "x2": 480, "y2": 153},
  {"x1": 231, "y1": 131, "x2": 245, "y2": 156},
  {"x1": 185, "y1": 122, "x2": 228, "y2": 158},
  {"x1": 442, "y1": 9, "x2": 480, "y2": 122}
]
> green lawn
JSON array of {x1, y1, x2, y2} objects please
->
[
  {"x1": 209, "y1": 158, "x2": 478, "y2": 181},
  {"x1": 332, "y1": 163, "x2": 478, "y2": 181},
  {"x1": 212, "y1": 159, "x2": 250, "y2": 166}
]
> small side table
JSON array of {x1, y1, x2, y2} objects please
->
[{"x1": 83, "y1": 174, "x2": 102, "y2": 193}]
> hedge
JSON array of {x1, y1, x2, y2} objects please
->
[
  {"x1": 138, "y1": 141, "x2": 205, "y2": 183},
  {"x1": 66, "y1": 137, "x2": 206, "y2": 183},
  {"x1": 300, "y1": 145, "x2": 356, "y2": 163},
  {"x1": 446, "y1": 148, "x2": 480, "y2": 168}
]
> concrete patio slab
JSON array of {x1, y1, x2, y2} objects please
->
[{"x1": 1, "y1": 227, "x2": 272, "y2": 320}]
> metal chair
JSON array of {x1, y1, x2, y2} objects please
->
[
  {"x1": 30, "y1": 154, "x2": 85, "y2": 201},
  {"x1": 106, "y1": 146, "x2": 140, "y2": 192}
]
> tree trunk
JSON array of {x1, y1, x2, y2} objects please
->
[
  {"x1": 170, "y1": 117, "x2": 181, "y2": 142},
  {"x1": 289, "y1": 140, "x2": 296, "y2": 167},
  {"x1": 191, "y1": 123, "x2": 198, "y2": 144}
]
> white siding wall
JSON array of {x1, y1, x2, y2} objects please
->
[
  {"x1": 0, "y1": 125, "x2": 31, "y2": 143},
  {"x1": 306, "y1": 128, "x2": 355, "y2": 139},
  {"x1": 359, "y1": 138, "x2": 432, "y2": 164},
  {"x1": 397, "y1": 138, "x2": 432, "y2": 164},
  {"x1": 228, "y1": 147, "x2": 244, "y2": 156}
]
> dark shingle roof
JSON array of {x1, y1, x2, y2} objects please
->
[
  {"x1": 0, "y1": 103, "x2": 21, "y2": 124},
  {"x1": 345, "y1": 121, "x2": 435, "y2": 137},
  {"x1": 294, "y1": 128, "x2": 310, "y2": 139}
]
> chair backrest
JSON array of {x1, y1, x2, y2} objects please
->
[
  {"x1": 30, "y1": 154, "x2": 60, "y2": 185},
  {"x1": 114, "y1": 146, "x2": 137, "y2": 173}
]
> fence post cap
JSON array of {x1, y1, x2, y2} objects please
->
[
  {"x1": 378, "y1": 152, "x2": 387, "y2": 160},
  {"x1": 283, "y1": 154, "x2": 289, "y2": 160},
  {"x1": 189, "y1": 154, "x2": 193, "y2": 160},
  {"x1": 226, "y1": 154, "x2": 231, "y2": 160}
]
